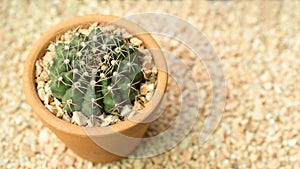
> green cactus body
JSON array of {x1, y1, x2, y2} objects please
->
[{"x1": 48, "y1": 26, "x2": 144, "y2": 117}]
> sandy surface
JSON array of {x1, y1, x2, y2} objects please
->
[{"x1": 1, "y1": 0, "x2": 300, "y2": 168}]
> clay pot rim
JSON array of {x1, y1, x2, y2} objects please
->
[{"x1": 23, "y1": 14, "x2": 168, "y2": 137}]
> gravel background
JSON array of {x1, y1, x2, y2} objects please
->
[{"x1": 1, "y1": 0, "x2": 300, "y2": 168}]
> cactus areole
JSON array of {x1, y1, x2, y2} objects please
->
[{"x1": 49, "y1": 25, "x2": 150, "y2": 119}]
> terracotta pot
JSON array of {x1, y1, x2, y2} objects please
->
[{"x1": 23, "y1": 14, "x2": 168, "y2": 163}]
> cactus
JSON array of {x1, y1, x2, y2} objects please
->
[{"x1": 48, "y1": 26, "x2": 145, "y2": 117}]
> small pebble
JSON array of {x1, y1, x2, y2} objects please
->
[
  {"x1": 72, "y1": 111, "x2": 87, "y2": 126},
  {"x1": 38, "y1": 129, "x2": 50, "y2": 144},
  {"x1": 130, "y1": 37, "x2": 142, "y2": 46}
]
